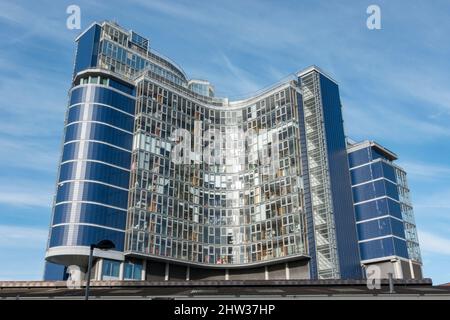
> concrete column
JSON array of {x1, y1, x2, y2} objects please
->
[
  {"x1": 119, "y1": 261, "x2": 124, "y2": 280},
  {"x1": 96, "y1": 259, "x2": 104, "y2": 280},
  {"x1": 165, "y1": 263, "x2": 169, "y2": 281},
  {"x1": 409, "y1": 259, "x2": 415, "y2": 279},
  {"x1": 141, "y1": 260, "x2": 147, "y2": 280},
  {"x1": 393, "y1": 260, "x2": 403, "y2": 279},
  {"x1": 285, "y1": 263, "x2": 290, "y2": 280}
]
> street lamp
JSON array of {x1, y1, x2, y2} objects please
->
[{"x1": 85, "y1": 239, "x2": 115, "y2": 300}]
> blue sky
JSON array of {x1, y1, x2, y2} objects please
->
[{"x1": 0, "y1": 0, "x2": 449, "y2": 284}]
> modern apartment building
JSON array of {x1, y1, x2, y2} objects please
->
[{"x1": 43, "y1": 21, "x2": 421, "y2": 281}]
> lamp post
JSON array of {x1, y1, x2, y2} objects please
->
[{"x1": 85, "y1": 239, "x2": 115, "y2": 300}]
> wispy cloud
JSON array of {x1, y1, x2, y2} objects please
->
[
  {"x1": 414, "y1": 188, "x2": 450, "y2": 210},
  {"x1": 0, "y1": 179, "x2": 54, "y2": 208},
  {"x1": 400, "y1": 162, "x2": 450, "y2": 181},
  {"x1": 0, "y1": 225, "x2": 48, "y2": 248},
  {"x1": 216, "y1": 54, "x2": 263, "y2": 97},
  {"x1": 419, "y1": 231, "x2": 450, "y2": 256}
]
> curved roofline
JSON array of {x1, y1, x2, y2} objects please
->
[
  {"x1": 125, "y1": 251, "x2": 310, "y2": 269},
  {"x1": 136, "y1": 70, "x2": 300, "y2": 110}
]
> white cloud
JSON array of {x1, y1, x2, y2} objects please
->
[
  {"x1": 419, "y1": 231, "x2": 450, "y2": 256},
  {"x1": 0, "y1": 180, "x2": 53, "y2": 208},
  {"x1": 0, "y1": 225, "x2": 48, "y2": 248},
  {"x1": 414, "y1": 189, "x2": 450, "y2": 210},
  {"x1": 399, "y1": 162, "x2": 450, "y2": 181}
]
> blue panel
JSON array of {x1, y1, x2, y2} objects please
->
[
  {"x1": 370, "y1": 148, "x2": 384, "y2": 161},
  {"x1": 350, "y1": 162, "x2": 384, "y2": 185},
  {"x1": 390, "y1": 218, "x2": 406, "y2": 239},
  {"x1": 357, "y1": 216, "x2": 405, "y2": 241},
  {"x1": 53, "y1": 203, "x2": 126, "y2": 230},
  {"x1": 359, "y1": 237, "x2": 395, "y2": 260},
  {"x1": 49, "y1": 225, "x2": 124, "y2": 251},
  {"x1": 62, "y1": 141, "x2": 131, "y2": 169},
  {"x1": 109, "y1": 78, "x2": 135, "y2": 96},
  {"x1": 385, "y1": 179, "x2": 399, "y2": 200},
  {"x1": 348, "y1": 147, "x2": 371, "y2": 168},
  {"x1": 355, "y1": 198, "x2": 387, "y2": 221},
  {"x1": 357, "y1": 217, "x2": 392, "y2": 240},
  {"x1": 64, "y1": 122, "x2": 133, "y2": 150},
  {"x1": 382, "y1": 162, "x2": 397, "y2": 183},
  {"x1": 354, "y1": 198, "x2": 402, "y2": 221},
  {"x1": 350, "y1": 164, "x2": 372, "y2": 185},
  {"x1": 59, "y1": 161, "x2": 130, "y2": 189},
  {"x1": 387, "y1": 199, "x2": 402, "y2": 219},
  {"x1": 68, "y1": 104, "x2": 134, "y2": 132},
  {"x1": 43, "y1": 262, "x2": 67, "y2": 281},
  {"x1": 55, "y1": 181, "x2": 128, "y2": 209},
  {"x1": 393, "y1": 237, "x2": 409, "y2": 259},
  {"x1": 73, "y1": 24, "x2": 101, "y2": 75},
  {"x1": 353, "y1": 179, "x2": 399, "y2": 203},
  {"x1": 70, "y1": 86, "x2": 135, "y2": 115},
  {"x1": 359, "y1": 236, "x2": 408, "y2": 260},
  {"x1": 319, "y1": 74, "x2": 361, "y2": 279}
]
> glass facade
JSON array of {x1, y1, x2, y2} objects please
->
[
  {"x1": 188, "y1": 80, "x2": 215, "y2": 97},
  {"x1": 126, "y1": 79, "x2": 308, "y2": 266},
  {"x1": 44, "y1": 21, "x2": 422, "y2": 281}
]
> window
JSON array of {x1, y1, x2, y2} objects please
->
[
  {"x1": 123, "y1": 261, "x2": 143, "y2": 280},
  {"x1": 89, "y1": 76, "x2": 99, "y2": 84},
  {"x1": 102, "y1": 259, "x2": 120, "y2": 280}
]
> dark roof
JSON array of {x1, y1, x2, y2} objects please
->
[{"x1": 1, "y1": 279, "x2": 450, "y2": 299}]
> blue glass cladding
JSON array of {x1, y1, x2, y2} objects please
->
[
  {"x1": 65, "y1": 122, "x2": 132, "y2": 150},
  {"x1": 62, "y1": 142, "x2": 131, "y2": 169},
  {"x1": 382, "y1": 162, "x2": 397, "y2": 182},
  {"x1": 348, "y1": 146, "x2": 395, "y2": 171},
  {"x1": 359, "y1": 237, "x2": 408, "y2": 260},
  {"x1": 70, "y1": 86, "x2": 135, "y2": 115},
  {"x1": 73, "y1": 24, "x2": 101, "y2": 75},
  {"x1": 53, "y1": 203, "x2": 126, "y2": 230},
  {"x1": 352, "y1": 179, "x2": 399, "y2": 203},
  {"x1": 348, "y1": 148, "x2": 371, "y2": 168},
  {"x1": 109, "y1": 79, "x2": 135, "y2": 96},
  {"x1": 68, "y1": 104, "x2": 134, "y2": 132},
  {"x1": 318, "y1": 74, "x2": 361, "y2": 279},
  {"x1": 43, "y1": 262, "x2": 67, "y2": 281},
  {"x1": 393, "y1": 237, "x2": 409, "y2": 258},
  {"x1": 59, "y1": 161, "x2": 130, "y2": 189},
  {"x1": 354, "y1": 198, "x2": 402, "y2": 221},
  {"x1": 357, "y1": 217, "x2": 406, "y2": 240},
  {"x1": 351, "y1": 161, "x2": 397, "y2": 185},
  {"x1": 56, "y1": 181, "x2": 128, "y2": 209},
  {"x1": 351, "y1": 162, "x2": 380, "y2": 185},
  {"x1": 49, "y1": 225, "x2": 124, "y2": 251}
]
